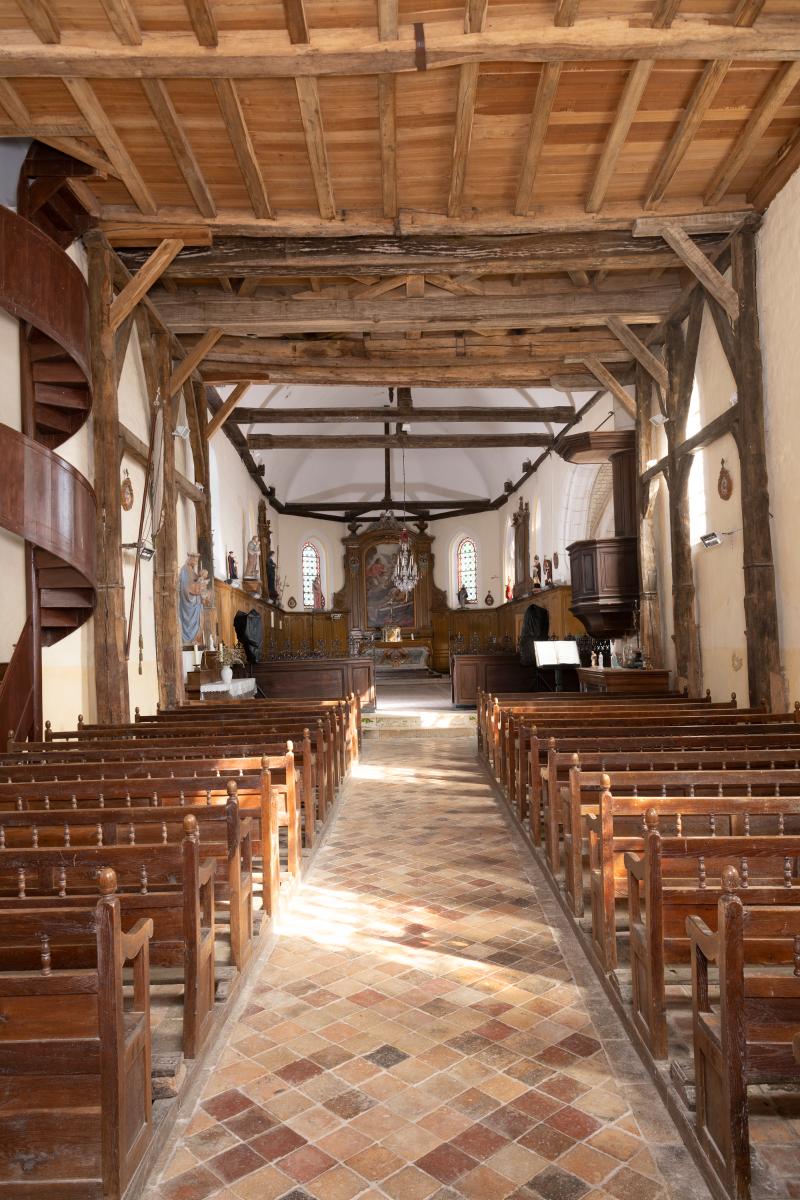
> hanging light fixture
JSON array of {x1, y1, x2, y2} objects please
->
[{"x1": 391, "y1": 447, "x2": 419, "y2": 595}]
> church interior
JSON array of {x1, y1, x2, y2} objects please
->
[{"x1": 3, "y1": 3, "x2": 800, "y2": 1199}]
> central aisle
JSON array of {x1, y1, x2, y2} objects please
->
[{"x1": 149, "y1": 736, "x2": 709, "y2": 1200}]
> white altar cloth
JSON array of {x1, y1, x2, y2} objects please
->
[{"x1": 200, "y1": 678, "x2": 257, "y2": 698}]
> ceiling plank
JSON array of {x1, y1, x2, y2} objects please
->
[
  {"x1": 231, "y1": 405, "x2": 576, "y2": 423},
  {"x1": 585, "y1": 0, "x2": 680, "y2": 214},
  {"x1": 99, "y1": 0, "x2": 141, "y2": 44},
  {"x1": 141, "y1": 79, "x2": 216, "y2": 218},
  {"x1": 704, "y1": 61, "x2": 800, "y2": 205},
  {"x1": 647, "y1": 221, "x2": 739, "y2": 320},
  {"x1": 0, "y1": 79, "x2": 118, "y2": 176},
  {"x1": 15, "y1": 0, "x2": 59, "y2": 43},
  {"x1": 377, "y1": 0, "x2": 398, "y2": 218},
  {"x1": 168, "y1": 327, "x2": 223, "y2": 396},
  {"x1": 109, "y1": 238, "x2": 184, "y2": 331},
  {"x1": 605, "y1": 313, "x2": 668, "y2": 389},
  {"x1": 580, "y1": 355, "x2": 637, "y2": 418},
  {"x1": 206, "y1": 381, "x2": 252, "y2": 439},
  {"x1": 183, "y1": 0, "x2": 218, "y2": 47},
  {"x1": 212, "y1": 79, "x2": 273, "y2": 220},
  {"x1": 748, "y1": 122, "x2": 800, "y2": 210},
  {"x1": 248, "y1": 433, "x2": 555, "y2": 449},
  {"x1": 64, "y1": 78, "x2": 156, "y2": 214},
  {"x1": 4, "y1": 19, "x2": 797, "y2": 79},
  {"x1": 644, "y1": 0, "x2": 765, "y2": 209}
]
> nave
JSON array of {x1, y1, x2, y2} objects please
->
[{"x1": 145, "y1": 734, "x2": 708, "y2": 1200}]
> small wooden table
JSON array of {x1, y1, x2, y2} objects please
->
[{"x1": 577, "y1": 667, "x2": 672, "y2": 695}]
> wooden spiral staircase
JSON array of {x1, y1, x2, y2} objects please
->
[{"x1": 0, "y1": 202, "x2": 96, "y2": 742}]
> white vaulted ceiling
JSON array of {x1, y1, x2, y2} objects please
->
[{"x1": 229, "y1": 383, "x2": 597, "y2": 509}]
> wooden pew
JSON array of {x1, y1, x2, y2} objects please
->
[
  {"x1": 0, "y1": 793, "x2": 256, "y2": 970},
  {"x1": 623, "y1": 824, "x2": 800, "y2": 1059},
  {"x1": 558, "y1": 766, "x2": 800, "y2": 918},
  {"x1": 0, "y1": 816, "x2": 216, "y2": 1058},
  {"x1": 0, "y1": 868, "x2": 153, "y2": 1199},
  {"x1": 528, "y1": 730, "x2": 800, "y2": 840},
  {"x1": 687, "y1": 870, "x2": 800, "y2": 1200},
  {"x1": 586, "y1": 791, "x2": 800, "y2": 971}
]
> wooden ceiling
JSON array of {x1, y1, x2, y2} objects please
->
[{"x1": 3, "y1": 0, "x2": 799, "y2": 509}]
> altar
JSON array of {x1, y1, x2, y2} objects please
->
[{"x1": 366, "y1": 638, "x2": 433, "y2": 673}]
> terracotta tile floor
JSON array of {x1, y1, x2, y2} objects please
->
[{"x1": 144, "y1": 737, "x2": 710, "y2": 1200}]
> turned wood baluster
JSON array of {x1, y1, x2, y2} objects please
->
[
  {"x1": 675, "y1": 812, "x2": 682, "y2": 836},
  {"x1": 179, "y1": 791, "x2": 185, "y2": 806},
  {"x1": 794, "y1": 936, "x2": 800, "y2": 977},
  {"x1": 44, "y1": 796, "x2": 50, "y2": 809},
  {"x1": 140, "y1": 865, "x2": 148, "y2": 894},
  {"x1": 709, "y1": 813, "x2": 716, "y2": 836},
  {"x1": 57, "y1": 866, "x2": 66, "y2": 897},
  {"x1": 40, "y1": 934, "x2": 51, "y2": 976},
  {"x1": 95, "y1": 823, "x2": 103, "y2": 846},
  {"x1": 779, "y1": 813, "x2": 786, "y2": 835},
  {"x1": 740, "y1": 857, "x2": 749, "y2": 888},
  {"x1": 0, "y1": 826, "x2": 5, "y2": 849},
  {"x1": 70, "y1": 795, "x2": 77, "y2": 809},
  {"x1": 63, "y1": 823, "x2": 70, "y2": 847},
  {"x1": 15, "y1": 797, "x2": 22, "y2": 811},
  {"x1": 698, "y1": 856, "x2": 706, "y2": 889},
  {"x1": 161, "y1": 821, "x2": 168, "y2": 844},
  {"x1": 17, "y1": 868, "x2": 25, "y2": 898},
  {"x1": 785, "y1": 857, "x2": 793, "y2": 888},
  {"x1": 128, "y1": 823, "x2": 135, "y2": 845},
  {"x1": 31, "y1": 824, "x2": 38, "y2": 848}
]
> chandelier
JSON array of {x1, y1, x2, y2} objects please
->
[{"x1": 391, "y1": 447, "x2": 419, "y2": 595}]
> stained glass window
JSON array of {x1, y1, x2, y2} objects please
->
[
  {"x1": 457, "y1": 537, "x2": 478, "y2": 604},
  {"x1": 301, "y1": 541, "x2": 321, "y2": 608}
]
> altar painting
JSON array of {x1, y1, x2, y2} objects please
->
[{"x1": 365, "y1": 542, "x2": 415, "y2": 628}]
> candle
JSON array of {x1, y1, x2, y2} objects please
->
[{"x1": 193, "y1": 644, "x2": 200, "y2": 667}]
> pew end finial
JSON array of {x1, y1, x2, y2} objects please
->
[
  {"x1": 183, "y1": 813, "x2": 199, "y2": 839},
  {"x1": 45, "y1": 720, "x2": 52, "y2": 741},
  {"x1": 721, "y1": 865, "x2": 741, "y2": 894},
  {"x1": 601, "y1": 772, "x2": 611, "y2": 791},
  {"x1": 226, "y1": 779, "x2": 238, "y2": 797},
  {"x1": 644, "y1": 807, "x2": 659, "y2": 831},
  {"x1": 98, "y1": 867, "x2": 117, "y2": 896}
]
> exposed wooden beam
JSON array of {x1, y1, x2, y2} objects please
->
[
  {"x1": 377, "y1": 0, "x2": 398, "y2": 219},
  {"x1": 644, "y1": 0, "x2": 766, "y2": 209},
  {"x1": 231, "y1": 404, "x2": 576, "y2": 424},
  {"x1": 109, "y1": 238, "x2": 184, "y2": 331},
  {"x1": 64, "y1": 79, "x2": 156, "y2": 214},
  {"x1": 704, "y1": 61, "x2": 800, "y2": 205},
  {"x1": 748, "y1": 121, "x2": 800, "y2": 210},
  {"x1": 154, "y1": 283, "x2": 681, "y2": 334},
  {"x1": 294, "y1": 77, "x2": 335, "y2": 220},
  {"x1": 515, "y1": 66, "x2": 562, "y2": 216},
  {"x1": 0, "y1": 79, "x2": 117, "y2": 176},
  {"x1": 640, "y1": 405, "x2": 738, "y2": 484},
  {"x1": 168, "y1": 327, "x2": 223, "y2": 396},
  {"x1": 585, "y1": 0, "x2": 681, "y2": 214},
  {"x1": 206, "y1": 381, "x2": 251, "y2": 439},
  {"x1": 579, "y1": 355, "x2": 637, "y2": 417},
  {"x1": 282, "y1": 0, "x2": 309, "y2": 44},
  {"x1": 141, "y1": 79, "x2": 216, "y2": 218},
  {"x1": 605, "y1": 314, "x2": 668, "y2": 389},
  {"x1": 183, "y1": 0, "x2": 217, "y2": 47},
  {"x1": 118, "y1": 230, "x2": 725, "y2": 279},
  {"x1": 119, "y1": 422, "x2": 205, "y2": 501},
  {"x1": 248, "y1": 433, "x2": 554, "y2": 449},
  {"x1": 212, "y1": 80, "x2": 273, "y2": 220},
  {"x1": 99, "y1": 0, "x2": 141, "y2": 44},
  {"x1": 646, "y1": 221, "x2": 739, "y2": 320},
  {"x1": 202, "y1": 363, "x2": 631, "y2": 387},
  {"x1": 5, "y1": 20, "x2": 798, "y2": 80},
  {"x1": 15, "y1": 0, "x2": 59, "y2": 43},
  {"x1": 447, "y1": 0, "x2": 489, "y2": 218}
]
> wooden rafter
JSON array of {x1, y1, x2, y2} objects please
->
[
  {"x1": 579, "y1": 355, "x2": 636, "y2": 418},
  {"x1": 141, "y1": 80, "x2": 216, "y2": 218},
  {"x1": 605, "y1": 314, "x2": 668, "y2": 389},
  {"x1": 0, "y1": 79, "x2": 117, "y2": 176},
  {"x1": 282, "y1": 0, "x2": 335, "y2": 221},
  {"x1": 212, "y1": 80, "x2": 273, "y2": 220},
  {"x1": 167, "y1": 326, "x2": 223, "y2": 396},
  {"x1": 377, "y1": 0, "x2": 398, "y2": 219},
  {"x1": 586, "y1": 0, "x2": 680, "y2": 214},
  {"x1": 206, "y1": 381, "x2": 251, "y2": 440},
  {"x1": 749, "y1": 123, "x2": 800, "y2": 210},
  {"x1": 64, "y1": 78, "x2": 156, "y2": 214},
  {"x1": 644, "y1": 220, "x2": 739, "y2": 320},
  {"x1": 447, "y1": 0, "x2": 489, "y2": 218},
  {"x1": 704, "y1": 61, "x2": 800, "y2": 205},
  {"x1": 183, "y1": 0, "x2": 217, "y2": 47},
  {"x1": 109, "y1": 238, "x2": 184, "y2": 331},
  {"x1": 98, "y1": 0, "x2": 141, "y2": 45},
  {"x1": 15, "y1": 0, "x2": 59, "y2": 43},
  {"x1": 644, "y1": 0, "x2": 765, "y2": 209}
]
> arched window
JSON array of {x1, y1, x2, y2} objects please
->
[
  {"x1": 301, "y1": 541, "x2": 321, "y2": 608},
  {"x1": 456, "y1": 536, "x2": 478, "y2": 604}
]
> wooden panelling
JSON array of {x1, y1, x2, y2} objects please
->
[{"x1": 432, "y1": 586, "x2": 582, "y2": 673}]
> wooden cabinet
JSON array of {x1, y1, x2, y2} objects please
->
[{"x1": 577, "y1": 667, "x2": 672, "y2": 694}]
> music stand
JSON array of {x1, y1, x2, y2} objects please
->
[{"x1": 534, "y1": 640, "x2": 580, "y2": 692}]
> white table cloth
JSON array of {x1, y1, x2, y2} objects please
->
[{"x1": 200, "y1": 677, "x2": 257, "y2": 698}]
